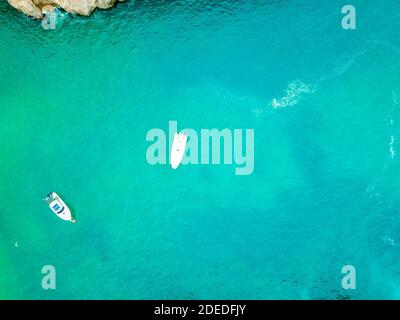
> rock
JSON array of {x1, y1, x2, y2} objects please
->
[
  {"x1": 8, "y1": 0, "x2": 43, "y2": 19},
  {"x1": 33, "y1": 0, "x2": 55, "y2": 6},
  {"x1": 41, "y1": 4, "x2": 56, "y2": 14},
  {"x1": 8, "y1": 0, "x2": 125, "y2": 19},
  {"x1": 53, "y1": 0, "x2": 113, "y2": 16}
]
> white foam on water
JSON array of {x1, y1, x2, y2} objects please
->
[
  {"x1": 271, "y1": 80, "x2": 314, "y2": 109},
  {"x1": 389, "y1": 135, "x2": 395, "y2": 159},
  {"x1": 383, "y1": 235, "x2": 397, "y2": 247},
  {"x1": 392, "y1": 90, "x2": 399, "y2": 106},
  {"x1": 251, "y1": 107, "x2": 265, "y2": 117},
  {"x1": 388, "y1": 90, "x2": 400, "y2": 160}
]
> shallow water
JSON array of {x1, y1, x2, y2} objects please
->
[{"x1": 1, "y1": 0, "x2": 400, "y2": 299}]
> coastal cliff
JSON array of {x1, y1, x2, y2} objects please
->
[{"x1": 8, "y1": 0, "x2": 125, "y2": 19}]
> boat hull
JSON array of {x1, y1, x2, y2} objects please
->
[
  {"x1": 46, "y1": 192, "x2": 75, "y2": 223},
  {"x1": 170, "y1": 132, "x2": 187, "y2": 169}
]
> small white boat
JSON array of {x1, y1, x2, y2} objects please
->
[
  {"x1": 45, "y1": 192, "x2": 75, "y2": 223},
  {"x1": 170, "y1": 132, "x2": 187, "y2": 169}
]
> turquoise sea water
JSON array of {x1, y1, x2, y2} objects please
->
[{"x1": 1, "y1": 0, "x2": 400, "y2": 299}]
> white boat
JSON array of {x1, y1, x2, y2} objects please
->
[
  {"x1": 170, "y1": 132, "x2": 187, "y2": 169},
  {"x1": 45, "y1": 192, "x2": 75, "y2": 223}
]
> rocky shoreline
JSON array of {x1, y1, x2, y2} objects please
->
[{"x1": 8, "y1": 0, "x2": 125, "y2": 19}]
